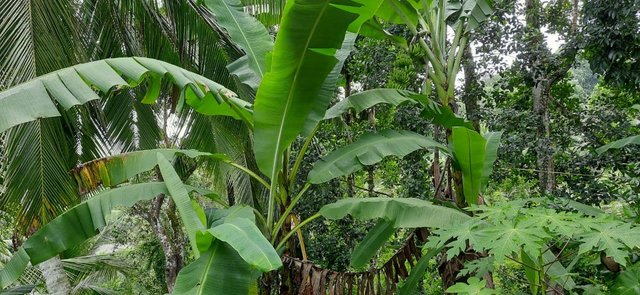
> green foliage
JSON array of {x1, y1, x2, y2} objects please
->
[
  {"x1": 308, "y1": 130, "x2": 446, "y2": 184},
  {"x1": 427, "y1": 199, "x2": 640, "y2": 292},
  {"x1": 446, "y1": 277, "x2": 496, "y2": 295}
]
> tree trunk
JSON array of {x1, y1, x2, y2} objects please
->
[
  {"x1": 532, "y1": 79, "x2": 555, "y2": 194},
  {"x1": 39, "y1": 255, "x2": 72, "y2": 295}
]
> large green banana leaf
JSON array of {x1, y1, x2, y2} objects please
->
[
  {"x1": 172, "y1": 239, "x2": 257, "y2": 295},
  {"x1": 252, "y1": 0, "x2": 384, "y2": 178},
  {"x1": 450, "y1": 127, "x2": 486, "y2": 205},
  {"x1": 480, "y1": 131, "x2": 502, "y2": 192},
  {"x1": 320, "y1": 198, "x2": 471, "y2": 228},
  {"x1": 324, "y1": 88, "x2": 473, "y2": 128},
  {"x1": 0, "y1": 182, "x2": 209, "y2": 289},
  {"x1": 302, "y1": 33, "x2": 357, "y2": 136},
  {"x1": 0, "y1": 57, "x2": 252, "y2": 134},
  {"x1": 324, "y1": 89, "x2": 427, "y2": 119},
  {"x1": 350, "y1": 219, "x2": 395, "y2": 269},
  {"x1": 202, "y1": 0, "x2": 273, "y2": 90},
  {"x1": 157, "y1": 153, "x2": 207, "y2": 258},
  {"x1": 73, "y1": 149, "x2": 210, "y2": 191},
  {"x1": 308, "y1": 130, "x2": 446, "y2": 183},
  {"x1": 596, "y1": 135, "x2": 640, "y2": 154},
  {"x1": 198, "y1": 217, "x2": 281, "y2": 272},
  {"x1": 175, "y1": 206, "x2": 277, "y2": 294},
  {"x1": 445, "y1": 0, "x2": 495, "y2": 31}
]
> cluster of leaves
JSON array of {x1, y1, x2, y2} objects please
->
[{"x1": 427, "y1": 199, "x2": 640, "y2": 293}]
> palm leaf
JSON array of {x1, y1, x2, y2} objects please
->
[
  {"x1": 308, "y1": 130, "x2": 446, "y2": 184},
  {"x1": 320, "y1": 197, "x2": 471, "y2": 228}
]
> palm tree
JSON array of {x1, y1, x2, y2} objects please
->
[{"x1": 0, "y1": 0, "x2": 263, "y2": 292}]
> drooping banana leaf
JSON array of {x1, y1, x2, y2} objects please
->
[
  {"x1": 308, "y1": 130, "x2": 446, "y2": 184},
  {"x1": 157, "y1": 153, "x2": 206, "y2": 258},
  {"x1": 252, "y1": 0, "x2": 384, "y2": 178},
  {"x1": 445, "y1": 0, "x2": 495, "y2": 31},
  {"x1": 0, "y1": 57, "x2": 252, "y2": 134},
  {"x1": 197, "y1": 217, "x2": 281, "y2": 272},
  {"x1": 301, "y1": 33, "x2": 357, "y2": 136},
  {"x1": 324, "y1": 89, "x2": 427, "y2": 120},
  {"x1": 202, "y1": 0, "x2": 273, "y2": 90},
  {"x1": 72, "y1": 149, "x2": 210, "y2": 191},
  {"x1": 596, "y1": 135, "x2": 640, "y2": 154},
  {"x1": 397, "y1": 247, "x2": 442, "y2": 295},
  {"x1": 450, "y1": 127, "x2": 486, "y2": 205},
  {"x1": 324, "y1": 88, "x2": 473, "y2": 129},
  {"x1": 0, "y1": 182, "x2": 210, "y2": 288},
  {"x1": 172, "y1": 239, "x2": 258, "y2": 295},
  {"x1": 320, "y1": 198, "x2": 471, "y2": 228},
  {"x1": 480, "y1": 131, "x2": 502, "y2": 192},
  {"x1": 350, "y1": 219, "x2": 395, "y2": 269}
]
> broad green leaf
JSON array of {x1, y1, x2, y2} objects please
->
[
  {"x1": 596, "y1": 135, "x2": 640, "y2": 154},
  {"x1": 0, "y1": 57, "x2": 251, "y2": 134},
  {"x1": 252, "y1": 0, "x2": 383, "y2": 177},
  {"x1": 302, "y1": 33, "x2": 357, "y2": 135},
  {"x1": 324, "y1": 88, "x2": 472, "y2": 128},
  {"x1": 446, "y1": 277, "x2": 495, "y2": 294},
  {"x1": 611, "y1": 264, "x2": 640, "y2": 295},
  {"x1": 320, "y1": 198, "x2": 471, "y2": 228},
  {"x1": 72, "y1": 149, "x2": 210, "y2": 191},
  {"x1": 451, "y1": 127, "x2": 486, "y2": 205},
  {"x1": 0, "y1": 183, "x2": 208, "y2": 288},
  {"x1": 480, "y1": 131, "x2": 502, "y2": 192},
  {"x1": 376, "y1": 0, "x2": 419, "y2": 29},
  {"x1": 397, "y1": 247, "x2": 441, "y2": 295},
  {"x1": 421, "y1": 99, "x2": 474, "y2": 129},
  {"x1": 359, "y1": 19, "x2": 408, "y2": 49},
  {"x1": 308, "y1": 130, "x2": 446, "y2": 183},
  {"x1": 172, "y1": 240, "x2": 257, "y2": 295},
  {"x1": 0, "y1": 249, "x2": 29, "y2": 289},
  {"x1": 0, "y1": 284, "x2": 35, "y2": 295},
  {"x1": 204, "y1": 218, "x2": 281, "y2": 272},
  {"x1": 543, "y1": 251, "x2": 576, "y2": 290},
  {"x1": 521, "y1": 250, "x2": 540, "y2": 295},
  {"x1": 203, "y1": 0, "x2": 273, "y2": 90},
  {"x1": 324, "y1": 89, "x2": 427, "y2": 120},
  {"x1": 157, "y1": 153, "x2": 206, "y2": 258},
  {"x1": 350, "y1": 219, "x2": 395, "y2": 269},
  {"x1": 577, "y1": 221, "x2": 640, "y2": 267}
]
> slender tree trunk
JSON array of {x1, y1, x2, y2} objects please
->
[
  {"x1": 39, "y1": 255, "x2": 72, "y2": 295},
  {"x1": 532, "y1": 79, "x2": 555, "y2": 194}
]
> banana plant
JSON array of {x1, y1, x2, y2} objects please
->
[
  {"x1": 0, "y1": 0, "x2": 390, "y2": 292},
  {"x1": 1, "y1": 0, "x2": 500, "y2": 293}
]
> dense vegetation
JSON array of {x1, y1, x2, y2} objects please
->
[{"x1": 0, "y1": 0, "x2": 638, "y2": 294}]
